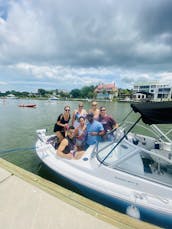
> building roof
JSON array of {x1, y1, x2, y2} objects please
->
[
  {"x1": 95, "y1": 83, "x2": 117, "y2": 92},
  {"x1": 133, "y1": 81, "x2": 170, "y2": 87}
]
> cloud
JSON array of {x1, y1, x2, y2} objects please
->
[
  {"x1": 10, "y1": 63, "x2": 113, "y2": 87},
  {"x1": 0, "y1": 80, "x2": 7, "y2": 85},
  {"x1": 158, "y1": 72, "x2": 172, "y2": 85},
  {"x1": 0, "y1": 0, "x2": 172, "y2": 92}
]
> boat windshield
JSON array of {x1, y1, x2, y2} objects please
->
[
  {"x1": 96, "y1": 140, "x2": 172, "y2": 187},
  {"x1": 97, "y1": 140, "x2": 136, "y2": 166}
]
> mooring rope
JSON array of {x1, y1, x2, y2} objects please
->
[{"x1": 0, "y1": 146, "x2": 36, "y2": 157}]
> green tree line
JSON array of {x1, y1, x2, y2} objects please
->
[{"x1": 0, "y1": 86, "x2": 132, "y2": 99}]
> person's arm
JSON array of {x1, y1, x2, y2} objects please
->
[
  {"x1": 98, "y1": 122, "x2": 105, "y2": 136},
  {"x1": 71, "y1": 111, "x2": 76, "y2": 126},
  {"x1": 74, "y1": 127, "x2": 79, "y2": 137},
  {"x1": 57, "y1": 139, "x2": 73, "y2": 159},
  {"x1": 113, "y1": 122, "x2": 119, "y2": 129},
  {"x1": 98, "y1": 130, "x2": 105, "y2": 136},
  {"x1": 90, "y1": 123, "x2": 105, "y2": 136},
  {"x1": 57, "y1": 114, "x2": 64, "y2": 126},
  {"x1": 111, "y1": 117, "x2": 119, "y2": 129}
]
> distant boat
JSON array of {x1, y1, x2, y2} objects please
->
[
  {"x1": 48, "y1": 96, "x2": 59, "y2": 100},
  {"x1": 6, "y1": 94, "x2": 18, "y2": 99},
  {"x1": 18, "y1": 104, "x2": 36, "y2": 108},
  {"x1": 118, "y1": 97, "x2": 133, "y2": 102}
]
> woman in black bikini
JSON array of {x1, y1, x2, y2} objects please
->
[
  {"x1": 57, "y1": 126, "x2": 85, "y2": 160},
  {"x1": 53, "y1": 105, "x2": 71, "y2": 143}
]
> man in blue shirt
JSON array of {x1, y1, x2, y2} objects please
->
[{"x1": 86, "y1": 113, "x2": 105, "y2": 146}]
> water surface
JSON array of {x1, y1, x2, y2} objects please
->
[{"x1": 0, "y1": 99, "x2": 171, "y2": 184}]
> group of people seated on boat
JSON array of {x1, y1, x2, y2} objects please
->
[{"x1": 53, "y1": 101, "x2": 118, "y2": 159}]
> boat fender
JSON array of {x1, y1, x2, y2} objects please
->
[{"x1": 126, "y1": 205, "x2": 140, "y2": 219}]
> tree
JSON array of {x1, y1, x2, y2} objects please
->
[
  {"x1": 80, "y1": 85, "x2": 95, "y2": 98},
  {"x1": 38, "y1": 88, "x2": 46, "y2": 96},
  {"x1": 70, "y1": 89, "x2": 81, "y2": 98},
  {"x1": 118, "y1": 88, "x2": 133, "y2": 98}
]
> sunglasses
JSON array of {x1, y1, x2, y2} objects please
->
[
  {"x1": 65, "y1": 109, "x2": 70, "y2": 111},
  {"x1": 100, "y1": 109, "x2": 106, "y2": 111},
  {"x1": 79, "y1": 105, "x2": 83, "y2": 107}
]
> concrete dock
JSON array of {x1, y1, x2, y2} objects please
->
[{"x1": 0, "y1": 158, "x2": 160, "y2": 229}]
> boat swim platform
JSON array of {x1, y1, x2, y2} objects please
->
[{"x1": 0, "y1": 158, "x2": 160, "y2": 229}]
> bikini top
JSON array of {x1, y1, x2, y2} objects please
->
[{"x1": 63, "y1": 136, "x2": 76, "y2": 154}]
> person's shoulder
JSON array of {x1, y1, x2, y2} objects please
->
[
  {"x1": 109, "y1": 115, "x2": 115, "y2": 121},
  {"x1": 58, "y1": 113, "x2": 63, "y2": 119},
  {"x1": 59, "y1": 138, "x2": 68, "y2": 147},
  {"x1": 73, "y1": 109, "x2": 77, "y2": 114},
  {"x1": 83, "y1": 109, "x2": 87, "y2": 113},
  {"x1": 94, "y1": 120, "x2": 102, "y2": 125},
  {"x1": 94, "y1": 120, "x2": 104, "y2": 129},
  {"x1": 62, "y1": 138, "x2": 68, "y2": 144},
  {"x1": 107, "y1": 114, "x2": 113, "y2": 119}
]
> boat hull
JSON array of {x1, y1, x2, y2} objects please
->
[
  {"x1": 74, "y1": 180, "x2": 172, "y2": 228},
  {"x1": 36, "y1": 101, "x2": 172, "y2": 227},
  {"x1": 39, "y1": 158, "x2": 172, "y2": 228},
  {"x1": 18, "y1": 104, "x2": 36, "y2": 108}
]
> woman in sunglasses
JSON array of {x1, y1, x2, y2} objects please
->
[
  {"x1": 53, "y1": 105, "x2": 71, "y2": 143},
  {"x1": 72, "y1": 102, "x2": 87, "y2": 128}
]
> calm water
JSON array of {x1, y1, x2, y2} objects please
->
[
  {"x1": 0, "y1": 99, "x2": 133, "y2": 179},
  {"x1": 1, "y1": 98, "x2": 172, "y2": 228},
  {"x1": 0, "y1": 98, "x2": 171, "y2": 184}
]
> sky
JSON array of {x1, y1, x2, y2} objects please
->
[{"x1": 0, "y1": 0, "x2": 172, "y2": 92}]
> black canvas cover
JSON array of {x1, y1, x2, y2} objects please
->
[{"x1": 131, "y1": 101, "x2": 172, "y2": 124}]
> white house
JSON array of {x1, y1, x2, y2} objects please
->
[{"x1": 133, "y1": 81, "x2": 172, "y2": 101}]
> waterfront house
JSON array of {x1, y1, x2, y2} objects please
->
[
  {"x1": 133, "y1": 81, "x2": 172, "y2": 101},
  {"x1": 94, "y1": 82, "x2": 118, "y2": 100}
]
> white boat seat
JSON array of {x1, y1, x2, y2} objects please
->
[
  {"x1": 150, "y1": 149, "x2": 172, "y2": 166},
  {"x1": 162, "y1": 142, "x2": 172, "y2": 151}
]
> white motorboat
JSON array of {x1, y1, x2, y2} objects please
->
[
  {"x1": 48, "y1": 96, "x2": 59, "y2": 100},
  {"x1": 36, "y1": 101, "x2": 172, "y2": 228}
]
